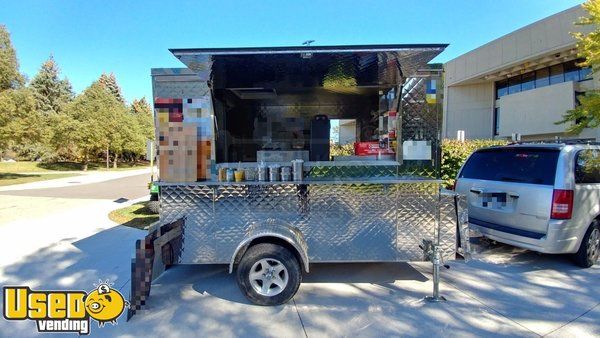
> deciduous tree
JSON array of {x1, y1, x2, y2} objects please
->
[
  {"x1": 0, "y1": 88, "x2": 40, "y2": 153},
  {"x1": 557, "y1": 0, "x2": 600, "y2": 133},
  {"x1": 55, "y1": 82, "x2": 126, "y2": 170}
]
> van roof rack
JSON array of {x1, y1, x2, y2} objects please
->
[{"x1": 506, "y1": 139, "x2": 600, "y2": 146}]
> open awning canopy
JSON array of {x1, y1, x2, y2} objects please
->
[{"x1": 169, "y1": 44, "x2": 447, "y2": 90}]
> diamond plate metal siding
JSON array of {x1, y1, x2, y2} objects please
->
[
  {"x1": 160, "y1": 185, "x2": 215, "y2": 263},
  {"x1": 439, "y1": 192, "x2": 459, "y2": 261},
  {"x1": 301, "y1": 183, "x2": 398, "y2": 261},
  {"x1": 399, "y1": 75, "x2": 443, "y2": 177},
  {"x1": 395, "y1": 183, "x2": 438, "y2": 260},
  {"x1": 153, "y1": 80, "x2": 210, "y2": 98},
  {"x1": 159, "y1": 182, "x2": 457, "y2": 264},
  {"x1": 306, "y1": 165, "x2": 398, "y2": 179}
]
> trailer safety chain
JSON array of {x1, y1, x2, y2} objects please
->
[{"x1": 420, "y1": 239, "x2": 450, "y2": 302}]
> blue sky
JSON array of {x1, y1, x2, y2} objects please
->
[{"x1": 0, "y1": 0, "x2": 585, "y2": 103}]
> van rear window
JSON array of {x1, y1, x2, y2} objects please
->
[{"x1": 459, "y1": 148, "x2": 559, "y2": 185}]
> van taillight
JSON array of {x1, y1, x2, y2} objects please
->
[{"x1": 551, "y1": 189, "x2": 574, "y2": 219}]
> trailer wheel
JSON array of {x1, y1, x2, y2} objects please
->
[{"x1": 236, "y1": 243, "x2": 301, "y2": 306}]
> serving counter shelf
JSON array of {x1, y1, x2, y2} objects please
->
[{"x1": 156, "y1": 176, "x2": 441, "y2": 186}]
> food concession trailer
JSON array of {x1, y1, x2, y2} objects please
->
[{"x1": 128, "y1": 44, "x2": 467, "y2": 318}]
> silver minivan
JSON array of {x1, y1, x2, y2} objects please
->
[{"x1": 455, "y1": 143, "x2": 600, "y2": 267}]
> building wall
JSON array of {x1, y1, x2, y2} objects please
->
[
  {"x1": 445, "y1": 5, "x2": 589, "y2": 87},
  {"x1": 443, "y1": 5, "x2": 600, "y2": 140},
  {"x1": 497, "y1": 81, "x2": 575, "y2": 137},
  {"x1": 443, "y1": 82, "x2": 494, "y2": 139},
  {"x1": 338, "y1": 120, "x2": 357, "y2": 145}
]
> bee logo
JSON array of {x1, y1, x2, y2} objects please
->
[{"x1": 84, "y1": 281, "x2": 128, "y2": 327}]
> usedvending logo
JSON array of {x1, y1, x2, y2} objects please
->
[{"x1": 3, "y1": 280, "x2": 128, "y2": 335}]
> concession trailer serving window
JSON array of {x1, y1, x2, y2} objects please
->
[{"x1": 152, "y1": 44, "x2": 446, "y2": 182}]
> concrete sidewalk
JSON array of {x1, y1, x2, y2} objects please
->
[
  {"x1": 1, "y1": 225, "x2": 599, "y2": 337},
  {"x1": 0, "y1": 167, "x2": 151, "y2": 192},
  {"x1": 81, "y1": 244, "x2": 598, "y2": 338}
]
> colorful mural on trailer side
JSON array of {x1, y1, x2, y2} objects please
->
[{"x1": 155, "y1": 97, "x2": 214, "y2": 182}]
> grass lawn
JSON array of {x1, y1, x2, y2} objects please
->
[
  {"x1": 108, "y1": 201, "x2": 158, "y2": 230},
  {"x1": 0, "y1": 161, "x2": 150, "y2": 173},
  {"x1": 0, "y1": 173, "x2": 81, "y2": 187}
]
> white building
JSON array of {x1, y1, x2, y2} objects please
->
[{"x1": 443, "y1": 5, "x2": 600, "y2": 141}]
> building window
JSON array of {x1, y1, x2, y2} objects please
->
[
  {"x1": 579, "y1": 66, "x2": 592, "y2": 81},
  {"x1": 549, "y1": 64, "x2": 564, "y2": 85},
  {"x1": 521, "y1": 71, "x2": 535, "y2": 91},
  {"x1": 508, "y1": 76, "x2": 521, "y2": 94},
  {"x1": 564, "y1": 60, "x2": 580, "y2": 82},
  {"x1": 496, "y1": 80, "x2": 508, "y2": 99},
  {"x1": 535, "y1": 68, "x2": 550, "y2": 88},
  {"x1": 494, "y1": 59, "x2": 592, "y2": 99},
  {"x1": 493, "y1": 107, "x2": 500, "y2": 135}
]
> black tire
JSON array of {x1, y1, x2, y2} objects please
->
[
  {"x1": 573, "y1": 220, "x2": 600, "y2": 268},
  {"x1": 147, "y1": 200, "x2": 160, "y2": 214},
  {"x1": 236, "y1": 243, "x2": 301, "y2": 306}
]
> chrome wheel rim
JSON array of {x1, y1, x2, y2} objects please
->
[
  {"x1": 249, "y1": 258, "x2": 288, "y2": 297},
  {"x1": 588, "y1": 227, "x2": 600, "y2": 263}
]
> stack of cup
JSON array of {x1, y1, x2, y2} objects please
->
[
  {"x1": 292, "y1": 159, "x2": 304, "y2": 181},
  {"x1": 258, "y1": 162, "x2": 268, "y2": 182},
  {"x1": 281, "y1": 166, "x2": 292, "y2": 181},
  {"x1": 269, "y1": 164, "x2": 281, "y2": 182}
]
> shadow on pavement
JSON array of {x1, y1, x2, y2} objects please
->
[
  {"x1": 0, "y1": 173, "x2": 40, "y2": 180},
  {"x1": 444, "y1": 239, "x2": 600, "y2": 336},
  {"x1": 0, "y1": 225, "x2": 144, "y2": 291},
  {"x1": 151, "y1": 262, "x2": 428, "y2": 305}
]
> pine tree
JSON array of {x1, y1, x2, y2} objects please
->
[
  {"x1": 30, "y1": 56, "x2": 74, "y2": 114},
  {"x1": 98, "y1": 72, "x2": 125, "y2": 104},
  {"x1": 0, "y1": 25, "x2": 24, "y2": 91}
]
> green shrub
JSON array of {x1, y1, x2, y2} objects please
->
[
  {"x1": 330, "y1": 143, "x2": 354, "y2": 158},
  {"x1": 441, "y1": 139, "x2": 508, "y2": 188}
]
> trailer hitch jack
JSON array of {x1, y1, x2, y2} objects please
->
[{"x1": 420, "y1": 239, "x2": 449, "y2": 302}]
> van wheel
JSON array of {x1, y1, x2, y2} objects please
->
[
  {"x1": 236, "y1": 243, "x2": 301, "y2": 306},
  {"x1": 573, "y1": 220, "x2": 600, "y2": 268}
]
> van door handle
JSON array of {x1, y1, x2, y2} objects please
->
[
  {"x1": 470, "y1": 188, "x2": 483, "y2": 194},
  {"x1": 508, "y1": 192, "x2": 519, "y2": 198}
]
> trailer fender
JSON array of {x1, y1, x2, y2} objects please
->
[{"x1": 229, "y1": 220, "x2": 309, "y2": 273}]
